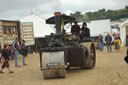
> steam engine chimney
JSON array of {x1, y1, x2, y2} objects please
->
[{"x1": 54, "y1": 12, "x2": 61, "y2": 33}]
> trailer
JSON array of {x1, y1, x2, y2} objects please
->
[{"x1": 0, "y1": 20, "x2": 34, "y2": 47}]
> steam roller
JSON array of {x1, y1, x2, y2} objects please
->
[{"x1": 39, "y1": 12, "x2": 96, "y2": 79}]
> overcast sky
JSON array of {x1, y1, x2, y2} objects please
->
[{"x1": 0, "y1": 0, "x2": 128, "y2": 20}]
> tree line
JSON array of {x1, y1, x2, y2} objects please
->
[{"x1": 70, "y1": 6, "x2": 128, "y2": 21}]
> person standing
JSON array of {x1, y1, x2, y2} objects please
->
[
  {"x1": 21, "y1": 40, "x2": 27, "y2": 65},
  {"x1": 71, "y1": 21, "x2": 80, "y2": 35},
  {"x1": 98, "y1": 34, "x2": 104, "y2": 52},
  {"x1": 0, "y1": 44, "x2": 14, "y2": 73},
  {"x1": 114, "y1": 36, "x2": 121, "y2": 51},
  {"x1": 13, "y1": 38, "x2": 20, "y2": 67},
  {"x1": 105, "y1": 33, "x2": 112, "y2": 52}
]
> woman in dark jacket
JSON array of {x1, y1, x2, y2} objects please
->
[{"x1": 21, "y1": 40, "x2": 27, "y2": 65}]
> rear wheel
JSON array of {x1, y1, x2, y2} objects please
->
[{"x1": 81, "y1": 42, "x2": 96, "y2": 69}]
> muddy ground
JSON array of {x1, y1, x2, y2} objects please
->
[{"x1": 0, "y1": 46, "x2": 128, "y2": 85}]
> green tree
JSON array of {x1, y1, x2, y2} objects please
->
[{"x1": 70, "y1": 6, "x2": 128, "y2": 21}]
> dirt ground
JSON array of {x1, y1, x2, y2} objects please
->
[{"x1": 0, "y1": 46, "x2": 128, "y2": 85}]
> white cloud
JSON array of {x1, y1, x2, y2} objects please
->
[{"x1": 0, "y1": 0, "x2": 128, "y2": 20}]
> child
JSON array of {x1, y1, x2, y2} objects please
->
[{"x1": 0, "y1": 44, "x2": 14, "y2": 73}]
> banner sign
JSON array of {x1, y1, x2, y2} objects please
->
[{"x1": 21, "y1": 22, "x2": 35, "y2": 46}]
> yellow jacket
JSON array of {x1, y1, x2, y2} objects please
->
[{"x1": 114, "y1": 39, "x2": 121, "y2": 47}]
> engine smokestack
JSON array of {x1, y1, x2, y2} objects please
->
[{"x1": 54, "y1": 12, "x2": 61, "y2": 33}]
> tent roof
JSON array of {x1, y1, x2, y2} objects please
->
[
  {"x1": 21, "y1": 15, "x2": 55, "y2": 38},
  {"x1": 120, "y1": 20, "x2": 128, "y2": 27}
]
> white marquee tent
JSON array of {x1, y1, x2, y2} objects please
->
[
  {"x1": 21, "y1": 15, "x2": 55, "y2": 38},
  {"x1": 120, "y1": 20, "x2": 128, "y2": 47}
]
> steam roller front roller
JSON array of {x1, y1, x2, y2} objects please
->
[
  {"x1": 81, "y1": 42, "x2": 96, "y2": 69},
  {"x1": 41, "y1": 48, "x2": 66, "y2": 79},
  {"x1": 43, "y1": 64, "x2": 66, "y2": 79}
]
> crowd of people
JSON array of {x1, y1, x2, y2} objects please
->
[
  {"x1": 0, "y1": 38, "x2": 28, "y2": 73},
  {"x1": 98, "y1": 32, "x2": 121, "y2": 52}
]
